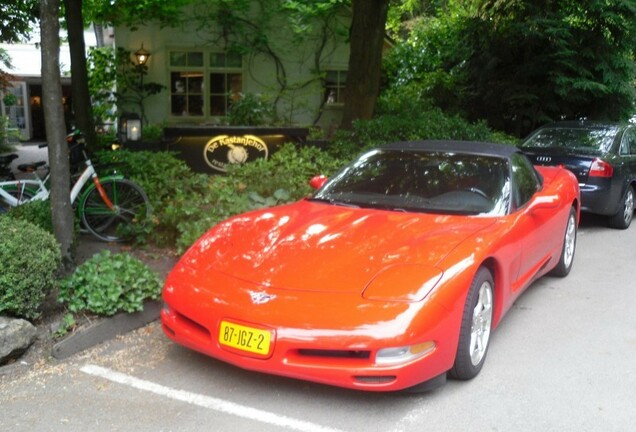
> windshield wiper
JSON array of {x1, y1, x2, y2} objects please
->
[{"x1": 308, "y1": 197, "x2": 360, "y2": 208}]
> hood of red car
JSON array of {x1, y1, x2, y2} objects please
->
[{"x1": 181, "y1": 200, "x2": 495, "y2": 293}]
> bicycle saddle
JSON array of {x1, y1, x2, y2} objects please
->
[
  {"x1": 17, "y1": 161, "x2": 47, "y2": 172},
  {"x1": 0, "y1": 153, "x2": 18, "y2": 166}
]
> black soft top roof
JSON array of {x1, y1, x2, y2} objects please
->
[{"x1": 380, "y1": 140, "x2": 519, "y2": 158}]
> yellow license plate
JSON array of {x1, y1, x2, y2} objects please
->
[{"x1": 218, "y1": 320, "x2": 272, "y2": 356}]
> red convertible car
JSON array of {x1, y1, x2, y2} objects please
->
[{"x1": 161, "y1": 140, "x2": 580, "y2": 392}]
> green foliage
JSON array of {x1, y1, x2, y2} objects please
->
[
  {"x1": 329, "y1": 88, "x2": 515, "y2": 160},
  {"x1": 384, "y1": 0, "x2": 636, "y2": 137},
  {"x1": 6, "y1": 199, "x2": 54, "y2": 233},
  {"x1": 2, "y1": 93, "x2": 17, "y2": 106},
  {"x1": 227, "y1": 143, "x2": 342, "y2": 198},
  {"x1": 58, "y1": 250, "x2": 162, "y2": 317},
  {"x1": 0, "y1": 0, "x2": 38, "y2": 43},
  {"x1": 0, "y1": 115, "x2": 20, "y2": 153},
  {"x1": 228, "y1": 93, "x2": 275, "y2": 126},
  {"x1": 87, "y1": 47, "x2": 118, "y2": 125},
  {"x1": 87, "y1": 46, "x2": 165, "y2": 123},
  {"x1": 142, "y1": 123, "x2": 165, "y2": 142},
  {"x1": 0, "y1": 216, "x2": 61, "y2": 320},
  {"x1": 53, "y1": 313, "x2": 77, "y2": 339},
  {"x1": 84, "y1": 0, "x2": 192, "y2": 27}
]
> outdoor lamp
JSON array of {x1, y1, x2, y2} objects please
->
[
  {"x1": 134, "y1": 43, "x2": 150, "y2": 66},
  {"x1": 127, "y1": 118, "x2": 141, "y2": 141},
  {"x1": 118, "y1": 112, "x2": 142, "y2": 143}
]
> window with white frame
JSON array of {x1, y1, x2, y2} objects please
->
[
  {"x1": 168, "y1": 50, "x2": 243, "y2": 118},
  {"x1": 324, "y1": 70, "x2": 347, "y2": 105}
]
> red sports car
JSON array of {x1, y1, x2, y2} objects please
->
[{"x1": 161, "y1": 140, "x2": 580, "y2": 392}]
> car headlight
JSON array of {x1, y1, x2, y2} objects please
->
[
  {"x1": 363, "y1": 264, "x2": 443, "y2": 302},
  {"x1": 376, "y1": 341, "x2": 436, "y2": 365}
]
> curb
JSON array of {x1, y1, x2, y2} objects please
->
[{"x1": 51, "y1": 301, "x2": 163, "y2": 360}]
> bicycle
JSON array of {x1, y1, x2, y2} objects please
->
[{"x1": 0, "y1": 131, "x2": 151, "y2": 242}]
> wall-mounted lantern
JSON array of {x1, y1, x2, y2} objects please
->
[
  {"x1": 134, "y1": 43, "x2": 150, "y2": 66},
  {"x1": 119, "y1": 112, "x2": 142, "y2": 143}
]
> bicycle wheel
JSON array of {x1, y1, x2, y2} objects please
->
[
  {"x1": 79, "y1": 178, "x2": 151, "y2": 242},
  {"x1": 0, "y1": 184, "x2": 37, "y2": 213}
]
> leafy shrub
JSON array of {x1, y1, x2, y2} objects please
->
[
  {"x1": 0, "y1": 216, "x2": 61, "y2": 320},
  {"x1": 58, "y1": 250, "x2": 162, "y2": 317},
  {"x1": 7, "y1": 199, "x2": 54, "y2": 233},
  {"x1": 328, "y1": 93, "x2": 516, "y2": 160},
  {"x1": 142, "y1": 123, "x2": 165, "y2": 142},
  {"x1": 227, "y1": 143, "x2": 343, "y2": 200},
  {"x1": 227, "y1": 93, "x2": 275, "y2": 126}
]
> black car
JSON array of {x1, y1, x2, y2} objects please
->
[{"x1": 520, "y1": 121, "x2": 636, "y2": 229}]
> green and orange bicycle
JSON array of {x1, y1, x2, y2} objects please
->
[{"x1": 0, "y1": 131, "x2": 151, "y2": 242}]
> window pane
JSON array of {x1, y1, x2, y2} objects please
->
[
  {"x1": 210, "y1": 95, "x2": 226, "y2": 116},
  {"x1": 170, "y1": 52, "x2": 187, "y2": 66},
  {"x1": 188, "y1": 95, "x2": 204, "y2": 116},
  {"x1": 188, "y1": 75, "x2": 204, "y2": 93},
  {"x1": 227, "y1": 52, "x2": 242, "y2": 68},
  {"x1": 188, "y1": 52, "x2": 204, "y2": 67},
  {"x1": 171, "y1": 72, "x2": 186, "y2": 94},
  {"x1": 326, "y1": 71, "x2": 339, "y2": 85},
  {"x1": 228, "y1": 73, "x2": 242, "y2": 94},
  {"x1": 171, "y1": 95, "x2": 186, "y2": 116},
  {"x1": 210, "y1": 73, "x2": 225, "y2": 93},
  {"x1": 210, "y1": 53, "x2": 225, "y2": 68}
]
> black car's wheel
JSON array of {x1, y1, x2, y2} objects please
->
[
  {"x1": 609, "y1": 185, "x2": 634, "y2": 230},
  {"x1": 449, "y1": 267, "x2": 494, "y2": 380},
  {"x1": 550, "y1": 206, "x2": 577, "y2": 277}
]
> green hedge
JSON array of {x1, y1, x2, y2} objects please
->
[{"x1": 0, "y1": 216, "x2": 61, "y2": 320}]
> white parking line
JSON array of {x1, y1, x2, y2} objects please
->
[{"x1": 81, "y1": 364, "x2": 347, "y2": 432}]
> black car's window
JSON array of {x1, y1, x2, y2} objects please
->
[
  {"x1": 311, "y1": 149, "x2": 511, "y2": 216},
  {"x1": 520, "y1": 126, "x2": 618, "y2": 155},
  {"x1": 511, "y1": 153, "x2": 541, "y2": 209},
  {"x1": 621, "y1": 128, "x2": 636, "y2": 155}
]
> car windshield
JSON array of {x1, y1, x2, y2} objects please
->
[
  {"x1": 520, "y1": 126, "x2": 618, "y2": 155},
  {"x1": 310, "y1": 149, "x2": 511, "y2": 216}
]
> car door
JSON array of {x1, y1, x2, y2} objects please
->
[
  {"x1": 619, "y1": 127, "x2": 636, "y2": 193},
  {"x1": 509, "y1": 153, "x2": 563, "y2": 290}
]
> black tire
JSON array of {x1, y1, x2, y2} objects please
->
[
  {"x1": 449, "y1": 267, "x2": 494, "y2": 380},
  {"x1": 608, "y1": 185, "x2": 634, "y2": 229},
  {"x1": 0, "y1": 184, "x2": 36, "y2": 213},
  {"x1": 549, "y1": 206, "x2": 577, "y2": 277},
  {"x1": 79, "y1": 178, "x2": 151, "y2": 242}
]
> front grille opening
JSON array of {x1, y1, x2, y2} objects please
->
[
  {"x1": 354, "y1": 375, "x2": 396, "y2": 384},
  {"x1": 175, "y1": 311, "x2": 211, "y2": 338},
  {"x1": 297, "y1": 349, "x2": 371, "y2": 359}
]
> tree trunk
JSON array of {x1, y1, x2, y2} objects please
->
[
  {"x1": 41, "y1": 0, "x2": 74, "y2": 269},
  {"x1": 63, "y1": 0, "x2": 98, "y2": 151},
  {"x1": 340, "y1": 0, "x2": 390, "y2": 130}
]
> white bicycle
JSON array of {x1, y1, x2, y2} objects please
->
[{"x1": 0, "y1": 131, "x2": 151, "y2": 242}]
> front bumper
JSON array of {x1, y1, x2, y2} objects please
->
[
  {"x1": 580, "y1": 181, "x2": 621, "y2": 215},
  {"x1": 160, "y1": 269, "x2": 461, "y2": 392}
]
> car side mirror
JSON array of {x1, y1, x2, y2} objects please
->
[
  {"x1": 309, "y1": 175, "x2": 328, "y2": 190},
  {"x1": 529, "y1": 194, "x2": 560, "y2": 212}
]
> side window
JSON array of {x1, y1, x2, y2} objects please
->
[
  {"x1": 167, "y1": 50, "x2": 243, "y2": 119},
  {"x1": 169, "y1": 51, "x2": 204, "y2": 117},
  {"x1": 624, "y1": 128, "x2": 636, "y2": 155},
  {"x1": 209, "y1": 52, "x2": 243, "y2": 116},
  {"x1": 511, "y1": 153, "x2": 541, "y2": 209},
  {"x1": 324, "y1": 70, "x2": 347, "y2": 105}
]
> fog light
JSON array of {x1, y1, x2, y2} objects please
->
[{"x1": 376, "y1": 341, "x2": 436, "y2": 365}]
